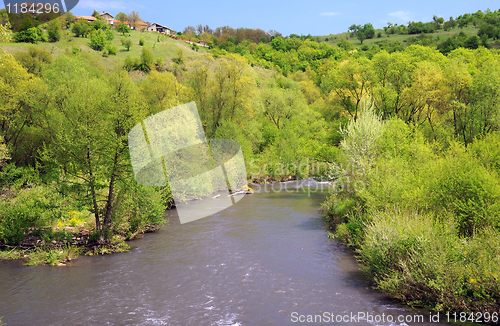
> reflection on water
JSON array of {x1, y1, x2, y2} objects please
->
[{"x1": 0, "y1": 183, "x2": 450, "y2": 325}]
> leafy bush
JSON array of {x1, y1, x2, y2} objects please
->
[
  {"x1": 0, "y1": 23, "x2": 12, "y2": 42},
  {"x1": 139, "y1": 47, "x2": 154, "y2": 72},
  {"x1": 139, "y1": 38, "x2": 144, "y2": 46},
  {"x1": 14, "y1": 47, "x2": 52, "y2": 75},
  {"x1": 89, "y1": 30, "x2": 107, "y2": 51},
  {"x1": 14, "y1": 26, "x2": 45, "y2": 43},
  {"x1": 360, "y1": 210, "x2": 500, "y2": 311},
  {"x1": 117, "y1": 23, "x2": 130, "y2": 35},
  {"x1": 428, "y1": 144, "x2": 500, "y2": 236},
  {"x1": 102, "y1": 49, "x2": 109, "y2": 57},
  {"x1": 111, "y1": 182, "x2": 166, "y2": 239},
  {"x1": 123, "y1": 55, "x2": 135, "y2": 71},
  {"x1": 72, "y1": 19, "x2": 91, "y2": 37},
  {"x1": 0, "y1": 163, "x2": 40, "y2": 189},
  {"x1": 47, "y1": 19, "x2": 61, "y2": 42},
  {"x1": 0, "y1": 186, "x2": 64, "y2": 245},
  {"x1": 105, "y1": 29, "x2": 115, "y2": 41},
  {"x1": 106, "y1": 44, "x2": 117, "y2": 55},
  {"x1": 121, "y1": 39, "x2": 132, "y2": 51}
]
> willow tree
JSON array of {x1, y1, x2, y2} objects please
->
[
  {"x1": 44, "y1": 55, "x2": 164, "y2": 240},
  {"x1": 0, "y1": 51, "x2": 48, "y2": 165},
  {"x1": 185, "y1": 54, "x2": 257, "y2": 139},
  {"x1": 321, "y1": 57, "x2": 373, "y2": 121}
]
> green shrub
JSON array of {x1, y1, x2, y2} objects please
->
[
  {"x1": 47, "y1": 19, "x2": 61, "y2": 42},
  {"x1": 121, "y1": 39, "x2": 132, "y2": 51},
  {"x1": 72, "y1": 19, "x2": 91, "y2": 37},
  {"x1": 360, "y1": 210, "x2": 500, "y2": 311},
  {"x1": 139, "y1": 38, "x2": 144, "y2": 46},
  {"x1": 102, "y1": 49, "x2": 109, "y2": 57},
  {"x1": 14, "y1": 26, "x2": 45, "y2": 43},
  {"x1": 0, "y1": 163, "x2": 40, "y2": 189},
  {"x1": 428, "y1": 143, "x2": 500, "y2": 236},
  {"x1": 139, "y1": 47, "x2": 154, "y2": 72},
  {"x1": 0, "y1": 186, "x2": 63, "y2": 245},
  {"x1": 89, "y1": 30, "x2": 107, "y2": 51},
  {"x1": 123, "y1": 55, "x2": 135, "y2": 71},
  {"x1": 111, "y1": 182, "x2": 166, "y2": 239},
  {"x1": 116, "y1": 23, "x2": 130, "y2": 36},
  {"x1": 106, "y1": 44, "x2": 117, "y2": 55},
  {"x1": 14, "y1": 46, "x2": 52, "y2": 75},
  {"x1": 105, "y1": 29, "x2": 114, "y2": 41}
]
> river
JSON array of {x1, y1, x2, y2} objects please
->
[{"x1": 0, "y1": 182, "x2": 451, "y2": 325}]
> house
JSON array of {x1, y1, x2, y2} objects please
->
[
  {"x1": 76, "y1": 16, "x2": 97, "y2": 23},
  {"x1": 136, "y1": 21, "x2": 148, "y2": 31},
  {"x1": 197, "y1": 40, "x2": 208, "y2": 47},
  {"x1": 147, "y1": 23, "x2": 170, "y2": 34},
  {"x1": 99, "y1": 12, "x2": 114, "y2": 25}
]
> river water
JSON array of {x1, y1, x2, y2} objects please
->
[{"x1": 0, "y1": 182, "x2": 451, "y2": 325}]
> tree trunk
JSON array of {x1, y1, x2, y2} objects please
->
[
  {"x1": 102, "y1": 151, "x2": 119, "y2": 240},
  {"x1": 86, "y1": 148, "x2": 102, "y2": 241}
]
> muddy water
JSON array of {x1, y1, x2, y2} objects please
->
[{"x1": 0, "y1": 182, "x2": 451, "y2": 325}]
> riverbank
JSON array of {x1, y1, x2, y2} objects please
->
[
  {"x1": 322, "y1": 111, "x2": 500, "y2": 313},
  {"x1": 0, "y1": 223, "x2": 165, "y2": 266}
]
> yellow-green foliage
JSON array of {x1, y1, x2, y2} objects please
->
[
  {"x1": 0, "y1": 23, "x2": 12, "y2": 42},
  {"x1": 0, "y1": 134, "x2": 9, "y2": 167},
  {"x1": 57, "y1": 210, "x2": 90, "y2": 228},
  {"x1": 0, "y1": 185, "x2": 64, "y2": 245},
  {"x1": 324, "y1": 110, "x2": 500, "y2": 311},
  {"x1": 361, "y1": 210, "x2": 500, "y2": 311}
]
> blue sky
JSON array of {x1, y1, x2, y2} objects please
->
[{"x1": 72, "y1": 0, "x2": 499, "y2": 36}]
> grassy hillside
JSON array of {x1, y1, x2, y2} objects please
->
[
  {"x1": 318, "y1": 25, "x2": 489, "y2": 49},
  {"x1": 0, "y1": 29, "x2": 208, "y2": 70}
]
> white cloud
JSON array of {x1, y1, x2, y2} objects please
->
[
  {"x1": 388, "y1": 11, "x2": 411, "y2": 22},
  {"x1": 78, "y1": 0, "x2": 127, "y2": 11},
  {"x1": 320, "y1": 12, "x2": 340, "y2": 16}
]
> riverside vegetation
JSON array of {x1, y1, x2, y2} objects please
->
[{"x1": 0, "y1": 8, "x2": 499, "y2": 313}]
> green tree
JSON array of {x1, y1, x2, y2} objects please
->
[
  {"x1": 117, "y1": 23, "x2": 130, "y2": 36},
  {"x1": 139, "y1": 47, "x2": 154, "y2": 72},
  {"x1": 464, "y1": 35, "x2": 479, "y2": 49},
  {"x1": 72, "y1": 19, "x2": 91, "y2": 37},
  {"x1": 337, "y1": 39, "x2": 353, "y2": 51},
  {"x1": 105, "y1": 29, "x2": 114, "y2": 41},
  {"x1": 362, "y1": 23, "x2": 375, "y2": 39},
  {"x1": 0, "y1": 51, "x2": 47, "y2": 165},
  {"x1": 14, "y1": 26, "x2": 45, "y2": 43},
  {"x1": 321, "y1": 57, "x2": 373, "y2": 121},
  {"x1": 115, "y1": 12, "x2": 128, "y2": 23},
  {"x1": 89, "y1": 29, "x2": 107, "y2": 51},
  {"x1": 47, "y1": 18, "x2": 61, "y2": 42},
  {"x1": 357, "y1": 30, "x2": 366, "y2": 44},
  {"x1": 44, "y1": 55, "x2": 164, "y2": 240},
  {"x1": 128, "y1": 11, "x2": 142, "y2": 30},
  {"x1": 185, "y1": 55, "x2": 257, "y2": 138},
  {"x1": 140, "y1": 71, "x2": 186, "y2": 114},
  {"x1": 340, "y1": 102, "x2": 384, "y2": 175}
]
